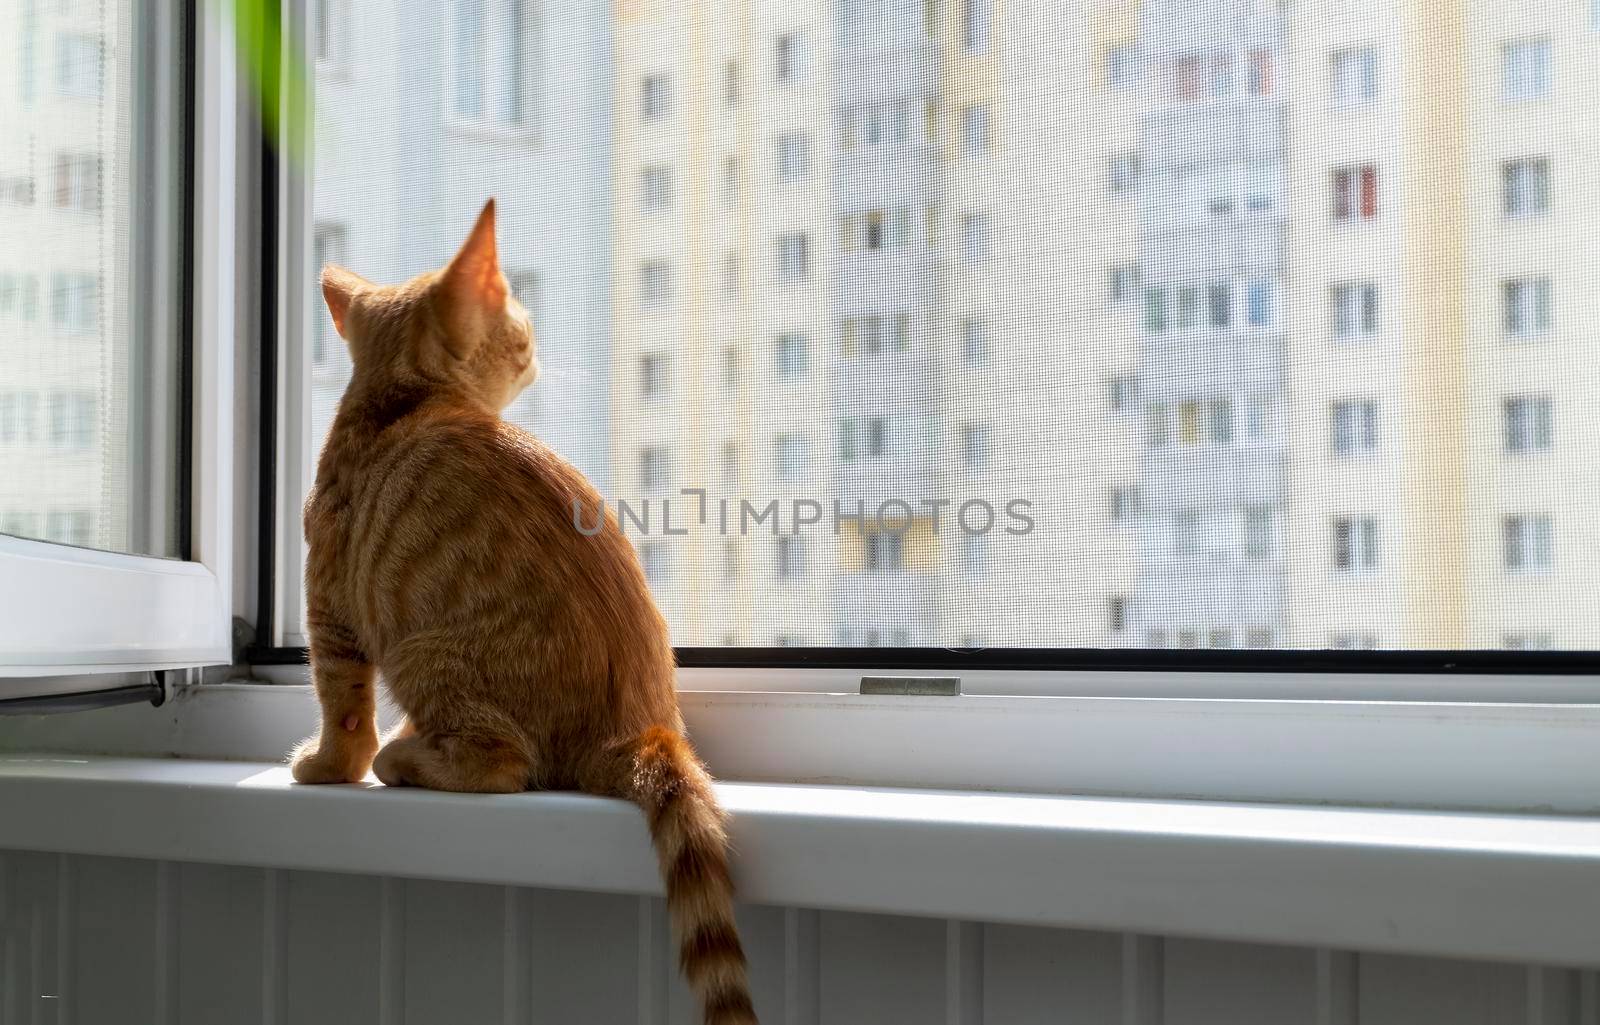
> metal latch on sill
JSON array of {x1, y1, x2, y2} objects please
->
[{"x1": 859, "y1": 676, "x2": 961, "y2": 696}]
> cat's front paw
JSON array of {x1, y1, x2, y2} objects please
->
[{"x1": 290, "y1": 737, "x2": 375, "y2": 784}]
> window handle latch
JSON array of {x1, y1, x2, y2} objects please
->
[{"x1": 859, "y1": 676, "x2": 961, "y2": 697}]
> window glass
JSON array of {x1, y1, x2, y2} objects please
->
[
  {"x1": 304, "y1": 3, "x2": 1600, "y2": 652},
  {"x1": 1, "y1": 0, "x2": 185, "y2": 557}
]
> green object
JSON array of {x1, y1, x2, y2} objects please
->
[{"x1": 217, "y1": 0, "x2": 313, "y2": 165}]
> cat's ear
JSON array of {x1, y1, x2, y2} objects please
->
[
  {"x1": 321, "y1": 265, "x2": 368, "y2": 338},
  {"x1": 435, "y1": 198, "x2": 508, "y2": 360}
]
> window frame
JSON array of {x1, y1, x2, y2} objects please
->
[
  {"x1": 0, "y1": 0, "x2": 234, "y2": 680},
  {"x1": 240, "y1": 3, "x2": 1600, "y2": 822}
]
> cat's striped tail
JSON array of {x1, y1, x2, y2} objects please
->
[{"x1": 625, "y1": 726, "x2": 758, "y2": 1025}]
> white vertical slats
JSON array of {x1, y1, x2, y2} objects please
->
[
  {"x1": 400, "y1": 880, "x2": 505, "y2": 1024},
  {"x1": 524, "y1": 887, "x2": 638, "y2": 1022},
  {"x1": 984, "y1": 925, "x2": 1121, "y2": 1023},
  {"x1": 377, "y1": 877, "x2": 404, "y2": 1025},
  {"x1": 8, "y1": 851, "x2": 1600, "y2": 1025},
  {"x1": 945, "y1": 921, "x2": 983, "y2": 1025},
  {"x1": 53, "y1": 855, "x2": 72, "y2": 1025},
  {"x1": 153, "y1": 861, "x2": 177, "y2": 1025},
  {"x1": 818, "y1": 912, "x2": 945, "y2": 1024},
  {"x1": 1164, "y1": 939, "x2": 1314, "y2": 1024},
  {"x1": 68, "y1": 857, "x2": 157, "y2": 1025},
  {"x1": 261, "y1": 867, "x2": 288, "y2": 1025},
  {"x1": 636, "y1": 896, "x2": 670, "y2": 1025},
  {"x1": 283, "y1": 871, "x2": 384, "y2": 1025},
  {"x1": 501, "y1": 886, "x2": 529, "y2": 1025},
  {"x1": 783, "y1": 908, "x2": 821, "y2": 1025},
  {"x1": 170, "y1": 863, "x2": 268, "y2": 1023},
  {"x1": 1317, "y1": 950, "x2": 1358, "y2": 1025},
  {"x1": 1122, "y1": 934, "x2": 1164, "y2": 1025}
]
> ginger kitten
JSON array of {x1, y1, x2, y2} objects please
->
[{"x1": 291, "y1": 199, "x2": 757, "y2": 1025}]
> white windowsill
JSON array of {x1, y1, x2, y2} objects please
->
[{"x1": 0, "y1": 753, "x2": 1597, "y2": 967}]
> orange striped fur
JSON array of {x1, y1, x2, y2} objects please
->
[{"x1": 290, "y1": 199, "x2": 756, "y2": 1025}]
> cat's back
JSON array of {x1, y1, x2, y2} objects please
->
[{"x1": 309, "y1": 398, "x2": 639, "y2": 643}]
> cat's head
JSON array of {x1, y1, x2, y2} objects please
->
[{"x1": 319, "y1": 198, "x2": 537, "y2": 412}]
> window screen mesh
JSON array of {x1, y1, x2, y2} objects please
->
[
  {"x1": 0, "y1": 0, "x2": 185, "y2": 558},
  {"x1": 307, "y1": 0, "x2": 1600, "y2": 650}
]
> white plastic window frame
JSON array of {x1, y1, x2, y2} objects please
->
[
  {"x1": 259, "y1": 1, "x2": 1600, "y2": 815},
  {"x1": 0, "y1": 2, "x2": 236, "y2": 680}
]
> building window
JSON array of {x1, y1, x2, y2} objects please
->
[
  {"x1": 1174, "y1": 286, "x2": 1200, "y2": 329},
  {"x1": 1207, "y1": 281, "x2": 1232, "y2": 329},
  {"x1": 1246, "y1": 278, "x2": 1274, "y2": 328},
  {"x1": 507, "y1": 270, "x2": 540, "y2": 314},
  {"x1": 1248, "y1": 49, "x2": 1274, "y2": 96},
  {"x1": 55, "y1": 33, "x2": 101, "y2": 98},
  {"x1": 1331, "y1": 281, "x2": 1380, "y2": 340},
  {"x1": 1331, "y1": 47, "x2": 1378, "y2": 106},
  {"x1": 1245, "y1": 394, "x2": 1275, "y2": 443},
  {"x1": 722, "y1": 155, "x2": 739, "y2": 205},
  {"x1": 863, "y1": 530, "x2": 905, "y2": 574},
  {"x1": 775, "y1": 434, "x2": 808, "y2": 480},
  {"x1": 45, "y1": 510, "x2": 94, "y2": 547},
  {"x1": 0, "y1": 392, "x2": 39, "y2": 444},
  {"x1": 1503, "y1": 277, "x2": 1552, "y2": 338},
  {"x1": 1173, "y1": 55, "x2": 1203, "y2": 102},
  {"x1": 776, "y1": 233, "x2": 809, "y2": 281},
  {"x1": 639, "y1": 542, "x2": 669, "y2": 587},
  {"x1": 962, "y1": 318, "x2": 988, "y2": 367},
  {"x1": 776, "y1": 536, "x2": 806, "y2": 580},
  {"x1": 961, "y1": 423, "x2": 990, "y2": 468},
  {"x1": 639, "y1": 260, "x2": 672, "y2": 310},
  {"x1": 1207, "y1": 399, "x2": 1234, "y2": 445},
  {"x1": 1243, "y1": 506, "x2": 1274, "y2": 561},
  {"x1": 1109, "y1": 151, "x2": 1139, "y2": 194},
  {"x1": 1332, "y1": 516, "x2": 1380, "y2": 573},
  {"x1": 311, "y1": 222, "x2": 347, "y2": 363},
  {"x1": 1502, "y1": 158, "x2": 1550, "y2": 217},
  {"x1": 776, "y1": 132, "x2": 811, "y2": 181},
  {"x1": 722, "y1": 348, "x2": 741, "y2": 395},
  {"x1": 962, "y1": 533, "x2": 988, "y2": 578},
  {"x1": 960, "y1": 104, "x2": 990, "y2": 156},
  {"x1": 47, "y1": 392, "x2": 96, "y2": 450},
  {"x1": 52, "y1": 154, "x2": 100, "y2": 212},
  {"x1": 1208, "y1": 53, "x2": 1234, "y2": 98},
  {"x1": 640, "y1": 164, "x2": 671, "y2": 212},
  {"x1": 1111, "y1": 486, "x2": 1140, "y2": 524},
  {"x1": 774, "y1": 32, "x2": 805, "y2": 83},
  {"x1": 1331, "y1": 399, "x2": 1379, "y2": 457},
  {"x1": 1332, "y1": 164, "x2": 1379, "y2": 222},
  {"x1": 639, "y1": 447, "x2": 670, "y2": 492},
  {"x1": 775, "y1": 333, "x2": 808, "y2": 378},
  {"x1": 451, "y1": 0, "x2": 540, "y2": 127},
  {"x1": 1106, "y1": 44, "x2": 1138, "y2": 89},
  {"x1": 1502, "y1": 38, "x2": 1551, "y2": 101},
  {"x1": 1143, "y1": 288, "x2": 1167, "y2": 334},
  {"x1": 838, "y1": 418, "x2": 889, "y2": 460},
  {"x1": 724, "y1": 61, "x2": 740, "y2": 107},
  {"x1": 960, "y1": 212, "x2": 991, "y2": 262},
  {"x1": 1503, "y1": 515, "x2": 1553, "y2": 572},
  {"x1": 0, "y1": 274, "x2": 41, "y2": 322},
  {"x1": 640, "y1": 73, "x2": 671, "y2": 121},
  {"x1": 961, "y1": 0, "x2": 990, "y2": 52},
  {"x1": 639, "y1": 353, "x2": 670, "y2": 401},
  {"x1": 1109, "y1": 376, "x2": 1138, "y2": 413},
  {"x1": 1110, "y1": 264, "x2": 1140, "y2": 303},
  {"x1": 1503, "y1": 395, "x2": 1553, "y2": 454},
  {"x1": 49, "y1": 273, "x2": 97, "y2": 335}
]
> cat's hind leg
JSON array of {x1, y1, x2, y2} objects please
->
[{"x1": 372, "y1": 728, "x2": 532, "y2": 794}]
